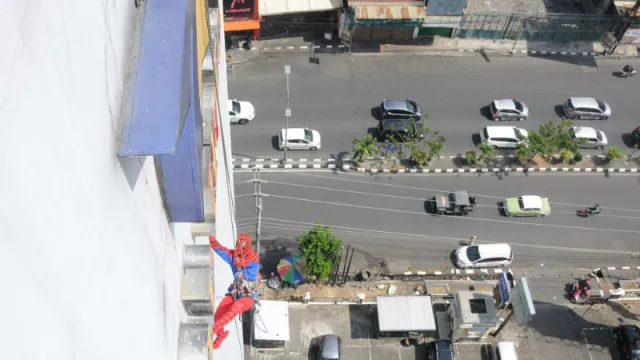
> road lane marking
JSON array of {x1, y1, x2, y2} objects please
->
[
  {"x1": 259, "y1": 180, "x2": 640, "y2": 220},
  {"x1": 265, "y1": 194, "x2": 640, "y2": 234},
  {"x1": 252, "y1": 217, "x2": 637, "y2": 255},
  {"x1": 290, "y1": 172, "x2": 640, "y2": 212}
]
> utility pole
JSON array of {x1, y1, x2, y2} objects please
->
[
  {"x1": 609, "y1": 0, "x2": 640, "y2": 55},
  {"x1": 283, "y1": 65, "x2": 291, "y2": 162},
  {"x1": 252, "y1": 169, "x2": 263, "y2": 255}
]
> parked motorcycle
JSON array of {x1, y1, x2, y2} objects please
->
[
  {"x1": 577, "y1": 205, "x2": 601, "y2": 217},
  {"x1": 570, "y1": 278, "x2": 592, "y2": 303}
]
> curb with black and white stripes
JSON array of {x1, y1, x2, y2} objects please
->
[
  {"x1": 462, "y1": 48, "x2": 599, "y2": 57},
  {"x1": 232, "y1": 157, "x2": 639, "y2": 173},
  {"x1": 398, "y1": 267, "x2": 508, "y2": 276},
  {"x1": 248, "y1": 44, "x2": 348, "y2": 52},
  {"x1": 232, "y1": 154, "x2": 636, "y2": 163},
  {"x1": 240, "y1": 45, "x2": 598, "y2": 57}
]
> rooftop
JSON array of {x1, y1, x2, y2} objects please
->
[{"x1": 454, "y1": 291, "x2": 497, "y2": 325}]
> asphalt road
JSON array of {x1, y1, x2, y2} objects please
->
[
  {"x1": 234, "y1": 171, "x2": 640, "y2": 271},
  {"x1": 228, "y1": 55, "x2": 640, "y2": 160}
]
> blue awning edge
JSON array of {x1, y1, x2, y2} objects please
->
[
  {"x1": 119, "y1": 0, "x2": 191, "y2": 156},
  {"x1": 157, "y1": 0, "x2": 205, "y2": 222}
]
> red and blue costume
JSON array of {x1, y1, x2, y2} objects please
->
[{"x1": 209, "y1": 234, "x2": 261, "y2": 350}]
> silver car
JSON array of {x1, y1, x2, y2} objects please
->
[
  {"x1": 490, "y1": 99, "x2": 529, "y2": 121},
  {"x1": 563, "y1": 97, "x2": 612, "y2": 120}
]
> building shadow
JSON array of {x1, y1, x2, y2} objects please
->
[
  {"x1": 348, "y1": 305, "x2": 378, "y2": 339},
  {"x1": 118, "y1": 156, "x2": 145, "y2": 190},
  {"x1": 526, "y1": 300, "x2": 617, "y2": 355}
]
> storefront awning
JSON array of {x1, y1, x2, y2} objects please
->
[
  {"x1": 260, "y1": 0, "x2": 342, "y2": 16},
  {"x1": 353, "y1": 5, "x2": 426, "y2": 20},
  {"x1": 254, "y1": 301, "x2": 290, "y2": 341},
  {"x1": 377, "y1": 296, "x2": 436, "y2": 332}
]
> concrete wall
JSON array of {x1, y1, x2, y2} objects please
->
[{"x1": 0, "y1": 2, "x2": 183, "y2": 360}]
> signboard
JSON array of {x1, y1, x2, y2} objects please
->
[
  {"x1": 498, "y1": 272, "x2": 511, "y2": 306},
  {"x1": 621, "y1": 28, "x2": 640, "y2": 45},
  {"x1": 511, "y1": 277, "x2": 536, "y2": 324},
  {"x1": 223, "y1": 0, "x2": 255, "y2": 21}
]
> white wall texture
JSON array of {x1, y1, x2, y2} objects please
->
[{"x1": 0, "y1": 2, "x2": 183, "y2": 360}]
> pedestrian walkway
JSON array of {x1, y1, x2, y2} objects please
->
[
  {"x1": 377, "y1": 36, "x2": 638, "y2": 58},
  {"x1": 226, "y1": 35, "x2": 639, "y2": 66}
]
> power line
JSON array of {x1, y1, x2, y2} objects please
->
[
  {"x1": 261, "y1": 193, "x2": 640, "y2": 234},
  {"x1": 235, "y1": 217, "x2": 637, "y2": 257},
  {"x1": 288, "y1": 172, "x2": 640, "y2": 213},
  {"x1": 253, "y1": 180, "x2": 640, "y2": 219}
]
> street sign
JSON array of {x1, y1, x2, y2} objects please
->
[
  {"x1": 498, "y1": 272, "x2": 510, "y2": 306},
  {"x1": 511, "y1": 277, "x2": 536, "y2": 324}
]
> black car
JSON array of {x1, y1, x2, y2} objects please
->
[
  {"x1": 432, "y1": 190, "x2": 476, "y2": 215},
  {"x1": 378, "y1": 118, "x2": 423, "y2": 142},
  {"x1": 380, "y1": 99, "x2": 423, "y2": 121},
  {"x1": 615, "y1": 324, "x2": 640, "y2": 360},
  {"x1": 428, "y1": 339, "x2": 454, "y2": 360}
]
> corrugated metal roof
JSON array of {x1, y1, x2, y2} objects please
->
[
  {"x1": 425, "y1": 0, "x2": 467, "y2": 15},
  {"x1": 377, "y1": 296, "x2": 436, "y2": 332},
  {"x1": 354, "y1": 5, "x2": 426, "y2": 20}
]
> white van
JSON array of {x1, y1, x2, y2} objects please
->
[
  {"x1": 455, "y1": 243, "x2": 513, "y2": 269},
  {"x1": 486, "y1": 342, "x2": 518, "y2": 360},
  {"x1": 480, "y1": 126, "x2": 528, "y2": 149}
]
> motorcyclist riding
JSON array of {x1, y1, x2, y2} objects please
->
[
  {"x1": 588, "y1": 204, "x2": 601, "y2": 213},
  {"x1": 624, "y1": 64, "x2": 635, "y2": 74}
]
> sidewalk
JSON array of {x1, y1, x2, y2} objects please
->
[
  {"x1": 226, "y1": 35, "x2": 638, "y2": 65},
  {"x1": 377, "y1": 36, "x2": 639, "y2": 58}
]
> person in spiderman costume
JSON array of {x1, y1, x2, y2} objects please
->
[{"x1": 209, "y1": 233, "x2": 261, "y2": 349}]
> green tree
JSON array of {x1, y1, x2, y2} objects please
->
[
  {"x1": 605, "y1": 145, "x2": 624, "y2": 163},
  {"x1": 408, "y1": 143, "x2": 427, "y2": 165},
  {"x1": 559, "y1": 148, "x2": 574, "y2": 165},
  {"x1": 464, "y1": 149, "x2": 477, "y2": 166},
  {"x1": 425, "y1": 128, "x2": 446, "y2": 161},
  {"x1": 477, "y1": 141, "x2": 495, "y2": 162},
  {"x1": 298, "y1": 223, "x2": 343, "y2": 279},
  {"x1": 352, "y1": 134, "x2": 378, "y2": 162}
]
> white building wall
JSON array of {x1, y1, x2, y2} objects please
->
[{"x1": 0, "y1": 2, "x2": 183, "y2": 360}]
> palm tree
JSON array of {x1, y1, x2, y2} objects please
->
[
  {"x1": 352, "y1": 134, "x2": 378, "y2": 162},
  {"x1": 477, "y1": 141, "x2": 495, "y2": 162}
]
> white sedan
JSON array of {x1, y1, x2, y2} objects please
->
[{"x1": 228, "y1": 99, "x2": 255, "y2": 125}]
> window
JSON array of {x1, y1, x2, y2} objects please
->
[
  {"x1": 229, "y1": 111, "x2": 235, "y2": 116},
  {"x1": 515, "y1": 101, "x2": 524, "y2": 112},
  {"x1": 466, "y1": 246, "x2": 480, "y2": 261},
  {"x1": 514, "y1": 128, "x2": 525, "y2": 140},
  {"x1": 596, "y1": 132, "x2": 603, "y2": 141},
  {"x1": 597, "y1": 100, "x2": 606, "y2": 112},
  {"x1": 469, "y1": 299, "x2": 488, "y2": 314},
  {"x1": 567, "y1": 99, "x2": 574, "y2": 109},
  {"x1": 518, "y1": 197, "x2": 525, "y2": 209},
  {"x1": 495, "y1": 348, "x2": 502, "y2": 360},
  {"x1": 304, "y1": 129, "x2": 313, "y2": 142},
  {"x1": 483, "y1": 128, "x2": 489, "y2": 139},
  {"x1": 232, "y1": 100, "x2": 241, "y2": 113}
]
